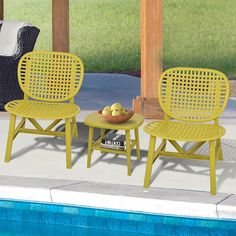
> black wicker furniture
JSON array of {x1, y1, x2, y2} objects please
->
[{"x1": 0, "y1": 24, "x2": 40, "y2": 110}]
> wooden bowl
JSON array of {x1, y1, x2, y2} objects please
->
[{"x1": 98, "y1": 109, "x2": 134, "y2": 123}]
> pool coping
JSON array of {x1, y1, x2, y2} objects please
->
[{"x1": 0, "y1": 176, "x2": 235, "y2": 220}]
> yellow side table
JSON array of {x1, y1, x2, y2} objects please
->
[{"x1": 84, "y1": 112, "x2": 144, "y2": 175}]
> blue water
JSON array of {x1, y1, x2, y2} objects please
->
[
  {"x1": 0, "y1": 200, "x2": 235, "y2": 236},
  {"x1": 0, "y1": 219, "x2": 143, "y2": 236}
]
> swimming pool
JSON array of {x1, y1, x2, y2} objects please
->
[{"x1": 0, "y1": 200, "x2": 235, "y2": 235}]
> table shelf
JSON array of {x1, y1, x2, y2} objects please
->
[{"x1": 92, "y1": 138, "x2": 136, "y2": 155}]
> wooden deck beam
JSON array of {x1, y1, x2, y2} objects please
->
[
  {"x1": 0, "y1": 0, "x2": 4, "y2": 20},
  {"x1": 133, "y1": 0, "x2": 164, "y2": 118},
  {"x1": 52, "y1": 0, "x2": 69, "y2": 52}
]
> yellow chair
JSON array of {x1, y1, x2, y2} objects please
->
[
  {"x1": 4, "y1": 51, "x2": 84, "y2": 168},
  {"x1": 144, "y1": 67, "x2": 229, "y2": 195}
]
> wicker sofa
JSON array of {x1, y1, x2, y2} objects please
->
[{"x1": 0, "y1": 23, "x2": 40, "y2": 110}]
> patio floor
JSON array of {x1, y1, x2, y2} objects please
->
[
  {"x1": 0, "y1": 111, "x2": 235, "y2": 195},
  {"x1": 75, "y1": 73, "x2": 236, "y2": 124},
  {"x1": 0, "y1": 73, "x2": 235, "y2": 219},
  {"x1": 0, "y1": 73, "x2": 236, "y2": 193}
]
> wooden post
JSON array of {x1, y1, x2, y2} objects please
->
[
  {"x1": 133, "y1": 0, "x2": 164, "y2": 119},
  {"x1": 0, "y1": 0, "x2": 4, "y2": 20},
  {"x1": 52, "y1": 0, "x2": 69, "y2": 52}
]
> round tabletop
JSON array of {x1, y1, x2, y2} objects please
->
[{"x1": 84, "y1": 112, "x2": 144, "y2": 130}]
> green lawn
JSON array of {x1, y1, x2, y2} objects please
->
[
  {"x1": 5, "y1": 0, "x2": 236, "y2": 76},
  {"x1": 164, "y1": 0, "x2": 236, "y2": 77}
]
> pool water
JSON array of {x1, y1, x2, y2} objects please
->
[
  {"x1": 0, "y1": 219, "x2": 142, "y2": 236},
  {"x1": 0, "y1": 200, "x2": 235, "y2": 236}
]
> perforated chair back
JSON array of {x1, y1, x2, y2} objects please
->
[
  {"x1": 18, "y1": 51, "x2": 84, "y2": 102},
  {"x1": 159, "y1": 67, "x2": 229, "y2": 122}
]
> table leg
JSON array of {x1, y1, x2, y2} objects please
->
[
  {"x1": 101, "y1": 128, "x2": 105, "y2": 138},
  {"x1": 100, "y1": 128, "x2": 105, "y2": 154},
  {"x1": 134, "y1": 128, "x2": 141, "y2": 160},
  {"x1": 87, "y1": 126, "x2": 94, "y2": 168},
  {"x1": 125, "y1": 130, "x2": 132, "y2": 176}
]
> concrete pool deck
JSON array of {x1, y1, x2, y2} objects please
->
[
  {"x1": 0, "y1": 73, "x2": 235, "y2": 220},
  {"x1": 0, "y1": 113, "x2": 235, "y2": 220},
  {"x1": 0, "y1": 176, "x2": 235, "y2": 220},
  {"x1": 75, "y1": 73, "x2": 236, "y2": 124}
]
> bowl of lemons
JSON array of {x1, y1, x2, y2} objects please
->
[{"x1": 98, "y1": 103, "x2": 134, "y2": 123}]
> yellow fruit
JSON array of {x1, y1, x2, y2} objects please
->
[
  {"x1": 111, "y1": 109, "x2": 122, "y2": 116},
  {"x1": 111, "y1": 103, "x2": 122, "y2": 111},
  {"x1": 103, "y1": 106, "x2": 111, "y2": 110},
  {"x1": 123, "y1": 110, "x2": 128, "y2": 115},
  {"x1": 102, "y1": 107, "x2": 112, "y2": 115},
  {"x1": 120, "y1": 108, "x2": 128, "y2": 115}
]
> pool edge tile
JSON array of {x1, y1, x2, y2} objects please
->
[
  {"x1": 51, "y1": 182, "x2": 231, "y2": 219},
  {"x1": 217, "y1": 195, "x2": 236, "y2": 219},
  {"x1": 0, "y1": 176, "x2": 83, "y2": 202},
  {"x1": 0, "y1": 176, "x2": 234, "y2": 220}
]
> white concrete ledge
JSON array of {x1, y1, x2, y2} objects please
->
[
  {"x1": 0, "y1": 176, "x2": 235, "y2": 220},
  {"x1": 50, "y1": 182, "x2": 229, "y2": 219},
  {"x1": 0, "y1": 175, "x2": 82, "y2": 202},
  {"x1": 217, "y1": 195, "x2": 236, "y2": 219}
]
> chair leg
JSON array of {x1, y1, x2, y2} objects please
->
[
  {"x1": 144, "y1": 136, "x2": 156, "y2": 188},
  {"x1": 65, "y1": 118, "x2": 72, "y2": 169},
  {"x1": 87, "y1": 126, "x2": 94, "y2": 168},
  {"x1": 209, "y1": 140, "x2": 216, "y2": 195},
  {"x1": 22, "y1": 117, "x2": 26, "y2": 128},
  {"x1": 72, "y1": 117, "x2": 78, "y2": 138},
  {"x1": 5, "y1": 114, "x2": 16, "y2": 163},
  {"x1": 217, "y1": 138, "x2": 223, "y2": 161},
  {"x1": 162, "y1": 139, "x2": 167, "y2": 152},
  {"x1": 134, "y1": 128, "x2": 141, "y2": 160},
  {"x1": 125, "y1": 130, "x2": 132, "y2": 176}
]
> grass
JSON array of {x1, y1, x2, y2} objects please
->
[
  {"x1": 5, "y1": 0, "x2": 140, "y2": 73},
  {"x1": 163, "y1": 0, "x2": 236, "y2": 77},
  {"x1": 4, "y1": 0, "x2": 236, "y2": 76}
]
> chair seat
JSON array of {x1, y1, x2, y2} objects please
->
[
  {"x1": 5, "y1": 100, "x2": 80, "y2": 119},
  {"x1": 144, "y1": 121, "x2": 225, "y2": 141}
]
